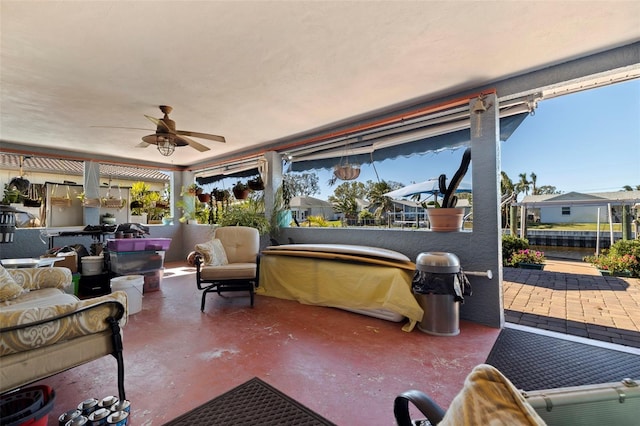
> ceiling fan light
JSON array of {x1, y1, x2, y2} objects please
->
[{"x1": 156, "y1": 135, "x2": 176, "y2": 156}]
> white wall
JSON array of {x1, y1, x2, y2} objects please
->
[{"x1": 540, "y1": 205, "x2": 613, "y2": 223}]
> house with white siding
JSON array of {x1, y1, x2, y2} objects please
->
[{"x1": 518, "y1": 191, "x2": 640, "y2": 223}]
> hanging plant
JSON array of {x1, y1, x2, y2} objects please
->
[
  {"x1": 197, "y1": 192, "x2": 211, "y2": 203},
  {"x1": 232, "y1": 181, "x2": 250, "y2": 200},
  {"x1": 212, "y1": 188, "x2": 229, "y2": 202},
  {"x1": 334, "y1": 141, "x2": 360, "y2": 181},
  {"x1": 247, "y1": 176, "x2": 265, "y2": 191},
  {"x1": 333, "y1": 163, "x2": 360, "y2": 181}
]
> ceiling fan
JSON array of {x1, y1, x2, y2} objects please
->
[{"x1": 139, "y1": 105, "x2": 226, "y2": 156}]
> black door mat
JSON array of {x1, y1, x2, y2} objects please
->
[
  {"x1": 163, "y1": 377, "x2": 336, "y2": 426},
  {"x1": 485, "y1": 327, "x2": 640, "y2": 391}
]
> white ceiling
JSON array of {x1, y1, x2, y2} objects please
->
[{"x1": 1, "y1": 1, "x2": 639, "y2": 170}]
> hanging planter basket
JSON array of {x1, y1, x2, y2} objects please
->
[
  {"x1": 197, "y1": 193, "x2": 211, "y2": 203},
  {"x1": 50, "y1": 184, "x2": 72, "y2": 207},
  {"x1": 248, "y1": 177, "x2": 265, "y2": 191},
  {"x1": 213, "y1": 189, "x2": 229, "y2": 202},
  {"x1": 23, "y1": 199, "x2": 41, "y2": 208},
  {"x1": 333, "y1": 164, "x2": 361, "y2": 181},
  {"x1": 82, "y1": 197, "x2": 101, "y2": 208},
  {"x1": 233, "y1": 188, "x2": 250, "y2": 200}
]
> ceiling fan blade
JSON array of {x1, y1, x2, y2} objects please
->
[
  {"x1": 175, "y1": 135, "x2": 210, "y2": 152},
  {"x1": 91, "y1": 126, "x2": 155, "y2": 131},
  {"x1": 136, "y1": 141, "x2": 150, "y2": 148},
  {"x1": 145, "y1": 114, "x2": 172, "y2": 132},
  {"x1": 176, "y1": 130, "x2": 226, "y2": 143}
]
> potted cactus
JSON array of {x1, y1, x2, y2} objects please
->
[{"x1": 426, "y1": 148, "x2": 471, "y2": 231}]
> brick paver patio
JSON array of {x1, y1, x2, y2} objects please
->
[{"x1": 503, "y1": 261, "x2": 640, "y2": 349}]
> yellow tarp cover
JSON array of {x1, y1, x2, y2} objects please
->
[{"x1": 257, "y1": 254, "x2": 424, "y2": 331}]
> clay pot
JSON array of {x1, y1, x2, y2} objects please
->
[{"x1": 426, "y1": 208, "x2": 464, "y2": 232}]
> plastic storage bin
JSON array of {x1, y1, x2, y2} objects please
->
[
  {"x1": 107, "y1": 239, "x2": 147, "y2": 252},
  {"x1": 107, "y1": 238, "x2": 171, "y2": 252},
  {"x1": 143, "y1": 238, "x2": 171, "y2": 251},
  {"x1": 109, "y1": 251, "x2": 163, "y2": 275}
]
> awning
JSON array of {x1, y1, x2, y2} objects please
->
[
  {"x1": 289, "y1": 112, "x2": 528, "y2": 172},
  {"x1": 196, "y1": 168, "x2": 259, "y2": 185}
]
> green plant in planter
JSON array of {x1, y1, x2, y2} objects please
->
[
  {"x1": 247, "y1": 176, "x2": 265, "y2": 191},
  {"x1": 270, "y1": 175, "x2": 295, "y2": 232},
  {"x1": 218, "y1": 197, "x2": 270, "y2": 235},
  {"x1": 502, "y1": 234, "x2": 530, "y2": 266},
  {"x1": 508, "y1": 249, "x2": 546, "y2": 266},
  {"x1": 130, "y1": 181, "x2": 151, "y2": 215},
  {"x1": 584, "y1": 240, "x2": 640, "y2": 277},
  {"x1": 3, "y1": 184, "x2": 23, "y2": 204},
  {"x1": 176, "y1": 194, "x2": 196, "y2": 223},
  {"x1": 187, "y1": 183, "x2": 203, "y2": 195},
  {"x1": 438, "y1": 147, "x2": 471, "y2": 208},
  {"x1": 232, "y1": 181, "x2": 251, "y2": 201}
]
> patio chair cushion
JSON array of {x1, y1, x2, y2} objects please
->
[
  {"x1": 440, "y1": 364, "x2": 546, "y2": 425},
  {"x1": 199, "y1": 263, "x2": 257, "y2": 280},
  {"x1": 195, "y1": 238, "x2": 229, "y2": 266},
  {"x1": 0, "y1": 265, "x2": 25, "y2": 302}
]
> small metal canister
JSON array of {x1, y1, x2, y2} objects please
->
[
  {"x1": 110, "y1": 399, "x2": 130, "y2": 414},
  {"x1": 65, "y1": 415, "x2": 88, "y2": 426},
  {"x1": 59, "y1": 409, "x2": 82, "y2": 425},
  {"x1": 88, "y1": 407, "x2": 110, "y2": 425},
  {"x1": 78, "y1": 398, "x2": 99, "y2": 416},
  {"x1": 107, "y1": 410, "x2": 129, "y2": 426},
  {"x1": 98, "y1": 396, "x2": 119, "y2": 411}
]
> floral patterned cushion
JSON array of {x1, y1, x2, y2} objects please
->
[
  {"x1": 0, "y1": 265, "x2": 25, "y2": 302},
  {"x1": 195, "y1": 238, "x2": 229, "y2": 266},
  {"x1": 0, "y1": 291, "x2": 128, "y2": 356},
  {"x1": 7, "y1": 267, "x2": 71, "y2": 292}
]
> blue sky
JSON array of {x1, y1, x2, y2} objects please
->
[{"x1": 311, "y1": 78, "x2": 640, "y2": 200}]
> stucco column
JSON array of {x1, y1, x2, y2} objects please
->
[
  {"x1": 469, "y1": 92, "x2": 504, "y2": 328},
  {"x1": 263, "y1": 151, "x2": 283, "y2": 222},
  {"x1": 83, "y1": 161, "x2": 100, "y2": 225}
]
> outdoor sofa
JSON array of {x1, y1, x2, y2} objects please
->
[{"x1": 0, "y1": 265, "x2": 128, "y2": 399}]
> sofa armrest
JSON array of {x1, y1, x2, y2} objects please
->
[
  {"x1": 0, "y1": 291, "x2": 127, "y2": 356},
  {"x1": 7, "y1": 267, "x2": 72, "y2": 292}
]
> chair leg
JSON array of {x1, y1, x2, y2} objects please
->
[{"x1": 201, "y1": 291, "x2": 206, "y2": 312}]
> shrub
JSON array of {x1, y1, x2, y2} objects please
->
[
  {"x1": 502, "y1": 234, "x2": 530, "y2": 266},
  {"x1": 508, "y1": 249, "x2": 546, "y2": 266},
  {"x1": 218, "y1": 200, "x2": 270, "y2": 235},
  {"x1": 584, "y1": 240, "x2": 640, "y2": 277},
  {"x1": 306, "y1": 215, "x2": 329, "y2": 227}
]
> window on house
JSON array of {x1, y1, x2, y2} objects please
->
[{"x1": 562, "y1": 207, "x2": 571, "y2": 215}]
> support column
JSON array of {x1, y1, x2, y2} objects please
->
[
  {"x1": 263, "y1": 151, "x2": 283, "y2": 223},
  {"x1": 468, "y1": 92, "x2": 504, "y2": 328},
  {"x1": 83, "y1": 161, "x2": 100, "y2": 225}
]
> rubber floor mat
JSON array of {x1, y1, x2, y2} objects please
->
[
  {"x1": 485, "y1": 328, "x2": 640, "y2": 390},
  {"x1": 163, "y1": 377, "x2": 336, "y2": 425}
]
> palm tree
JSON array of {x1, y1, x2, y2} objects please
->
[
  {"x1": 515, "y1": 173, "x2": 531, "y2": 198},
  {"x1": 500, "y1": 171, "x2": 515, "y2": 196},
  {"x1": 366, "y1": 181, "x2": 395, "y2": 223},
  {"x1": 529, "y1": 172, "x2": 538, "y2": 195},
  {"x1": 500, "y1": 172, "x2": 516, "y2": 228}
]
